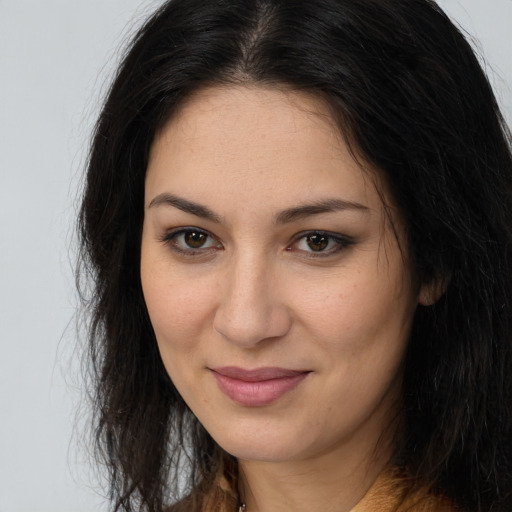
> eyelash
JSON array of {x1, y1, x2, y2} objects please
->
[
  {"x1": 160, "y1": 227, "x2": 353, "y2": 258},
  {"x1": 289, "y1": 230, "x2": 354, "y2": 258},
  {"x1": 160, "y1": 227, "x2": 220, "y2": 257}
]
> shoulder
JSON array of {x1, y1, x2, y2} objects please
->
[
  {"x1": 398, "y1": 493, "x2": 458, "y2": 512},
  {"x1": 164, "y1": 497, "x2": 197, "y2": 512},
  {"x1": 352, "y1": 469, "x2": 458, "y2": 512}
]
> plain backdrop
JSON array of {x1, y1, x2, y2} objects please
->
[{"x1": 0, "y1": 1, "x2": 510, "y2": 511}]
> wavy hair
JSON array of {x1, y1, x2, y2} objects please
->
[{"x1": 78, "y1": 0, "x2": 512, "y2": 510}]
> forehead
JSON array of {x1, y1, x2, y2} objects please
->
[{"x1": 145, "y1": 85, "x2": 387, "y2": 217}]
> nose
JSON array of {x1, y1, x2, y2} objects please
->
[{"x1": 213, "y1": 254, "x2": 292, "y2": 347}]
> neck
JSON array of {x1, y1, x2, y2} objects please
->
[{"x1": 238, "y1": 437, "x2": 393, "y2": 512}]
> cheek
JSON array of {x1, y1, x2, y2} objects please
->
[
  {"x1": 286, "y1": 263, "x2": 416, "y2": 380},
  {"x1": 143, "y1": 280, "x2": 212, "y2": 349},
  {"x1": 140, "y1": 255, "x2": 218, "y2": 406},
  {"x1": 140, "y1": 245, "x2": 216, "y2": 356},
  {"x1": 289, "y1": 272, "x2": 413, "y2": 434}
]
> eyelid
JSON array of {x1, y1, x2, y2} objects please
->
[
  {"x1": 288, "y1": 230, "x2": 354, "y2": 257},
  {"x1": 159, "y1": 227, "x2": 353, "y2": 259},
  {"x1": 160, "y1": 226, "x2": 222, "y2": 256}
]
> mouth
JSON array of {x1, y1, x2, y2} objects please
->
[{"x1": 209, "y1": 366, "x2": 311, "y2": 407}]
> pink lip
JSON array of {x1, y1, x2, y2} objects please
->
[{"x1": 210, "y1": 366, "x2": 310, "y2": 407}]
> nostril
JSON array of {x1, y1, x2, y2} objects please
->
[
  {"x1": 212, "y1": 260, "x2": 292, "y2": 346},
  {"x1": 213, "y1": 301, "x2": 292, "y2": 347}
]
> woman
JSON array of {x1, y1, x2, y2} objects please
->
[{"x1": 78, "y1": 0, "x2": 512, "y2": 511}]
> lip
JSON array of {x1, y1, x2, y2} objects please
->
[{"x1": 210, "y1": 366, "x2": 310, "y2": 407}]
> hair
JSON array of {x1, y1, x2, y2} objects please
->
[{"x1": 77, "y1": 0, "x2": 512, "y2": 511}]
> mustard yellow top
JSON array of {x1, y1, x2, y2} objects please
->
[
  {"x1": 169, "y1": 467, "x2": 457, "y2": 511},
  {"x1": 352, "y1": 469, "x2": 456, "y2": 512}
]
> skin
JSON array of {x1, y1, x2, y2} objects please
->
[{"x1": 141, "y1": 86, "x2": 427, "y2": 512}]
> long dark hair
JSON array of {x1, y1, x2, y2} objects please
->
[{"x1": 78, "y1": 0, "x2": 512, "y2": 510}]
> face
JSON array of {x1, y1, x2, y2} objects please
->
[{"x1": 141, "y1": 86, "x2": 422, "y2": 466}]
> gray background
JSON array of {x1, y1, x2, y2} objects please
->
[{"x1": 0, "y1": 1, "x2": 510, "y2": 510}]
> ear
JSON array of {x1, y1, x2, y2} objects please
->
[{"x1": 418, "y1": 275, "x2": 449, "y2": 306}]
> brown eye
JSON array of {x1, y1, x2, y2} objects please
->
[
  {"x1": 163, "y1": 227, "x2": 220, "y2": 255},
  {"x1": 184, "y1": 231, "x2": 207, "y2": 248},
  {"x1": 292, "y1": 231, "x2": 353, "y2": 257},
  {"x1": 306, "y1": 234, "x2": 329, "y2": 251}
]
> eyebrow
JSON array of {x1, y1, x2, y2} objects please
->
[
  {"x1": 148, "y1": 193, "x2": 368, "y2": 224},
  {"x1": 148, "y1": 193, "x2": 223, "y2": 223},
  {"x1": 274, "y1": 198, "x2": 369, "y2": 224}
]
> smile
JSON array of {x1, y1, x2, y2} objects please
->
[{"x1": 210, "y1": 367, "x2": 310, "y2": 407}]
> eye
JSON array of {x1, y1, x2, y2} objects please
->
[
  {"x1": 291, "y1": 231, "x2": 353, "y2": 256},
  {"x1": 162, "y1": 227, "x2": 221, "y2": 255}
]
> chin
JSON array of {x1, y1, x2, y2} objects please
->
[
  {"x1": 218, "y1": 438, "x2": 299, "y2": 463},
  {"x1": 202, "y1": 415, "x2": 321, "y2": 464}
]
